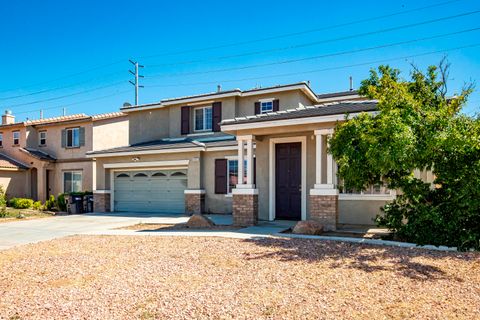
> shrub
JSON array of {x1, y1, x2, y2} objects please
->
[
  {"x1": 32, "y1": 201, "x2": 43, "y2": 211},
  {"x1": 57, "y1": 193, "x2": 67, "y2": 212},
  {"x1": 44, "y1": 195, "x2": 56, "y2": 211},
  {"x1": 0, "y1": 186, "x2": 6, "y2": 208},
  {"x1": 9, "y1": 198, "x2": 34, "y2": 209}
]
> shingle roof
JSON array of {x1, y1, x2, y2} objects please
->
[
  {"x1": 0, "y1": 153, "x2": 29, "y2": 170},
  {"x1": 88, "y1": 134, "x2": 237, "y2": 155},
  {"x1": 221, "y1": 101, "x2": 377, "y2": 125},
  {"x1": 20, "y1": 148, "x2": 56, "y2": 161}
]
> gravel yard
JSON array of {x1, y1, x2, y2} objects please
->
[{"x1": 0, "y1": 236, "x2": 479, "y2": 319}]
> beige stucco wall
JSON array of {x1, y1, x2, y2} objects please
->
[
  {"x1": 0, "y1": 170, "x2": 28, "y2": 199},
  {"x1": 128, "y1": 108, "x2": 169, "y2": 145},
  {"x1": 201, "y1": 150, "x2": 236, "y2": 214},
  {"x1": 338, "y1": 199, "x2": 387, "y2": 226},
  {"x1": 49, "y1": 160, "x2": 95, "y2": 195},
  {"x1": 92, "y1": 117, "x2": 129, "y2": 151}
]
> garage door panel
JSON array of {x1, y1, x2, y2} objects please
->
[{"x1": 114, "y1": 169, "x2": 187, "y2": 213}]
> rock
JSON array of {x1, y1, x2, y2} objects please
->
[
  {"x1": 186, "y1": 214, "x2": 215, "y2": 228},
  {"x1": 292, "y1": 220, "x2": 324, "y2": 235},
  {"x1": 16, "y1": 213, "x2": 26, "y2": 219}
]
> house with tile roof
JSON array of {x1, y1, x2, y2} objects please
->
[
  {"x1": 88, "y1": 82, "x2": 393, "y2": 228},
  {"x1": 0, "y1": 111, "x2": 128, "y2": 201}
]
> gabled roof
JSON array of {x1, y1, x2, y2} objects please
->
[
  {"x1": 221, "y1": 101, "x2": 377, "y2": 126},
  {"x1": 88, "y1": 134, "x2": 237, "y2": 156},
  {"x1": 0, "y1": 153, "x2": 29, "y2": 170},
  {"x1": 316, "y1": 90, "x2": 359, "y2": 99}
]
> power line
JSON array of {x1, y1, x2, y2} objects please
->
[
  {"x1": 7, "y1": 80, "x2": 129, "y2": 108},
  {"x1": 146, "y1": 27, "x2": 480, "y2": 78},
  {"x1": 14, "y1": 89, "x2": 131, "y2": 115},
  {"x1": 147, "y1": 9, "x2": 480, "y2": 69},
  {"x1": 138, "y1": 0, "x2": 465, "y2": 59},
  {"x1": 145, "y1": 43, "x2": 480, "y2": 88}
]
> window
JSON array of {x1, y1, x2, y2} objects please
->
[
  {"x1": 63, "y1": 171, "x2": 82, "y2": 193},
  {"x1": 13, "y1": 131, "x2": 20, "y2": 145},
  {"x1": 66, "y1": 128, "x2": 80, "y2": 148},
  {"x1": 340, "y1": 183, "x2": 392, "y2": 195},
  {"x1": 39, "y1": 131, "x2": 47, "y2": 146},
  {"x1": 0, "y1": 133, "x2": 3, "y2": 147},
  {"x1": 260, "y1": 101, "x2": 273, "y2": 114},
  {"x1": 194, "y1": 106, "x2": 212, "y2": 132},
  {"x1": 227, "y1": 159, "x2": 247, "y2": 194}
]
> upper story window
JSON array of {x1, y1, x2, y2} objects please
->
[
  {"x1": 66, "y1": 128, "x2": 80, "y2": 148},
  {"x1": 260, "y1": 101, "x2": 273, "y2": 114},
  {"x1": 13, "y1": 131, "x2": 20, "y2": 146},
  {"x1": 39, "y1": 131, "x2": 47, "y2": 146},
  {"x1": 194, "y1": 106, "x2": 212, "y2": 132},
  {"x1": 0, "y1": 133, "x2": 3, "y2": 147}
]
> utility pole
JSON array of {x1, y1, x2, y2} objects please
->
[{"x1": 129, "y1": 59, "x2": 144, "y2": 106}]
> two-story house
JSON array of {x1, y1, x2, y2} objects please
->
[
  {"x1": 88, "y1": 82, "x2": 393, "y2": 229},
  {"x1": 0, "y1": 111, "x2": 128, "y2": 201}
]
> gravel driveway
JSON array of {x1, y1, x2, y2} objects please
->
[{"x1": 0, "y1": 236, "x2": 478, "y2": 319}]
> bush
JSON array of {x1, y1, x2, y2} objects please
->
[
  {"x1": 44, "y1": 195, "x2": 56, "y2": 211},
  {"x1": 9, "y1": 198, "x2": 34, "y2": 209},
  {"x1": 32, "y1": 201, "x2": 43, "y2": 211},
  {"x1": 57, "y1": 193, "x2": 67, "y2": 212},
  {"x1": 0, "y1": 186, "x2": 6, "y2": 208}
]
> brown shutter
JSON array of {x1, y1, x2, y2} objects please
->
[
  {"x1": 212, "y1": 102, "x2": 222, "y2": 132},
  {"x1": 273, "y1": 99, "x2": 279, "y2": 112},
  {"x1": 254, "y1": 102, "x2": 260, "y2": 115},
  {"x1": 215, "y1": 159, "x2": 228, "y2": 194},
  {"x1": 181, "y1": 106, "x2": 190, "y2": 135}
]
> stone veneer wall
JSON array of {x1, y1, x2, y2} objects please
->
[
  {"x1": 309, "y1": 195, "x2": 338, "y2": 231},
  {"x1": 185, "y1": 193, "x2": 205, "y2": 215},
  {"x1": 93, "y1": 193, "x2": 111, "y2": 213},
  {"x1": 232, "y1": 194, "x2": 258, "y2": 226}
]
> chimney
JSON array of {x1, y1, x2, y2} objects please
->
[
  {"x1": 2, "y1": 110, "x2": 15, "y2": 125},
  {"x1": 217, "y1": 84, "x2": 222, "y2": 92},
  {"x1": 349, "y1": 76, "x2": 353, "y2": 91}
]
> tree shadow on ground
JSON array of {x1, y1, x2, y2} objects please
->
[{"x1": 242, "y1": 238, "x2": 477, "y2": 281}]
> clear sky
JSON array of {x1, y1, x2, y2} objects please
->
[{"x1": 0, "y1": 0, "x2": 479, "y2": 121}]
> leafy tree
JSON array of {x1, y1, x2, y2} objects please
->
[{"x1": 329, "y1": 60, "x2": 479, "y2": 250}]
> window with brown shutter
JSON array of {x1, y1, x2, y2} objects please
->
[
  {"x1": 212, "y1": 102, "x2": 222, "y2": 132},
  {"x1": 273, "y1": 99, "x2": 279, "y2": 112},
  {"x1": 215, "y1": 159, "x2": 228, "y2": 194},
  {"x1": 181, "y1": 106, "x2": 190, "y2": 135},
  {"x1": 254, "y1": 101, "x2": 260, "y2": 115}
]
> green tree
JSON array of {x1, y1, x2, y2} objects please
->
[{"x1": 329, "y1": 60, "x2": 479, "y2": 250}]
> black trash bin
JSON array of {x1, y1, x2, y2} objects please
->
[
  {"x1": 69, "y1": 195, "x2": 84, "y2": 214},
  {"x1": 85, "y1": 195, "x2": 94, "y2": 213}
]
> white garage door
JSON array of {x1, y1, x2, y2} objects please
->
[{"x1": 114, "y1": 169, "x2": 187, "y2": 213}]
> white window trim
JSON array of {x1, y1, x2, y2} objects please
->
[
  {"x1": 260, "y1": 99, "x2": 274, "y2": 114},
  {"x1": 13, "y1": 131, "x2": 20, "y2": 145},
  {"x1": 225, "y1": 156, "x2": 250, "y2": 196},
  {"x1": 193, "y1": 105, "x2": 212, "y2": 132},
  {"x1": 339, "y1": 189, "x2": 397, "y2": 201},
  {"x1": 39, "y1": 131, "x2": 47, "y2": 146},
  {"x1": 66, "y1": 127, "x2": 80, "y2": 148},
  {"x1": 63, "y1": 170, "x2": 83, "y2": 193}
]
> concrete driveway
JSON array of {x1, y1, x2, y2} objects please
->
[{"x1": 0, "y1": 212, "x2": 194, "y2": 250}]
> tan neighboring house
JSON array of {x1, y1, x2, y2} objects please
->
[
  {"x1": 0, "y1": 112, "x2": 128, "y2": 201},
  {"x1": 88, "y1": 82, "x2": 396, "y2": 228}
]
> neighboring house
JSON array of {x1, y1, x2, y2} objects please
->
[
  {"x1": 0, "y1": 112, "x2": 128, "y2": 201},
  {"x1": 88, "y1": 82, "x2": 394, "y2": 228}
]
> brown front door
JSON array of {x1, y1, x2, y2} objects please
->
[{"x1": 275, "y1": 142, "x2": 301, "y2": 220}]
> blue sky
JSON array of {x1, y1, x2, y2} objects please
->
[{"x1": 0, "y1": 0, "x2": 479, "y2": 121}]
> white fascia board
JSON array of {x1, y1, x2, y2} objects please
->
[
  {"x1": 87, "y1": 147, "x2": 204, "y2": 158},
  {"x1": 317, "y1": 95, "x2": 360, "y2": 103},
  {"x1": 104, "y1": 160, "x2": 189, "y2": 169},
  {"x1": 221, "y1": 111, "x2": 375, "y2": 131}
]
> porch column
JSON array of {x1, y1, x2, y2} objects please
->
[
  {"x1": 310, "y1": 129, "x2": 338, "y2": 231},
  {"x1": 232, "y1": 135, "x2": 258, "y2": 226}
]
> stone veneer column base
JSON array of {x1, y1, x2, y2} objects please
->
[
  {"x1": 309, "y1": 194, "x2": 338, "y2": 231},
  {"x1": 232, "y1": 189, "x2": 258, "y2": 226},
  {"x1": 93, "y1": 192, "x2": 111, "y2": 213},
  {"x1": 184, "y1": 190, "x2": 205, "y2": 215}
]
